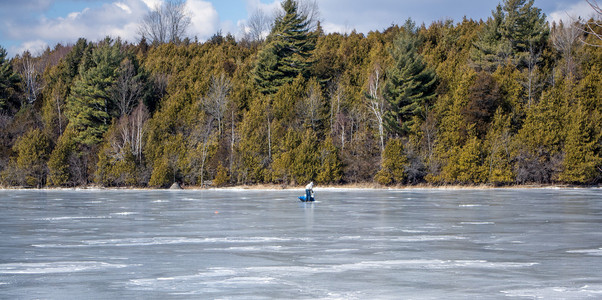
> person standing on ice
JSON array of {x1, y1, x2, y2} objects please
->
[{"x1": 305, "y1": 181, "x2": 314, "y2": 201}]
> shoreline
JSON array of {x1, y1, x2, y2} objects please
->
[{"x1": 1, "y1": 183, "x2": 600, "y2": 191}]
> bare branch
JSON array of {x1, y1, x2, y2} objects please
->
[
  {"x1": 242, "y1": 9, "x2": 273, "y2": 43},
  {"x1": 113, "y1": 58, "x2": 143, "y2": 117},
  {"x1": 19, "y1": 51, "x2": 45, "y2": 105},
  {"x1": 580, "y1": 0, "x2": 602, "y2": 46},
  {"x1": 139, "y1": 0, "x2": 191, "y2": 44},
  {"x1": 203, "y1": 74, "x2": 231, "y2": 135},
  {"x1": 365, "y1": 64, "x2": 387, "y2": 153}
]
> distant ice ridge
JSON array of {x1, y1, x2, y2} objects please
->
[
  {"x1": 0, "y1": 261, "x2": 127, "y2": 274},
  {"x1": 35, "y1": 215, "x2": 110, "y2": 221},
  {"x1": 460, "y1": 222, "x2": 495, "y2": 225},
  {"x1": 126, "y1": 259, "x2": 538, "y2": 294},
  {"x1": 567, "y1": 248, "x2": 602, "y2": 256},
  {"x1": 32, "y1": 236, "x2": 309, "y2": 248},
  {"x1": 502, "y1": 285, "x2": 602, "y2": 298}
]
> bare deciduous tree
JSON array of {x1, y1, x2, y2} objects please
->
[
  {"x1": 19, "y1": 51, "x2": 44, "y2": 105},
  {"x1": 582, "y1": 0, "x2": 602, "y2": 46},
  {"x1": 203, "y1": 74, "x2": 231, "y2": 136},
  {"x1": 523, "y1": 43, "x2": 543, "y2": 108},
  {"x1": 241, "y1": 9, "x2": 273, "y2": 43},
  {"x1": 328, "y1": 77, "x2": 346, "y2": 149},
  {"x1": 365, "y1": 65, "x2": 386, "y2": 154},
  {"x1": 305, "y1": 82, "x2": 322, "y2": 131},
  {"x1": 52, "y1": 86, "x2": 65, "y2": 136},
  {"x1": 113, "y1": 58, "x2": 144, "y2": 117},
  {"x1": 139, "y1": 0, "x2": 191, "y2": 44},
  {"x1": 552, "y1": 21, "x2": 580, "y2": 76},
  {"x1": 113, "y1": 102, "x2": 149, "y2": 161}
]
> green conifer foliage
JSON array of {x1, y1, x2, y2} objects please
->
[
  {"x1": 66, "y1": 38, "x2": 125, "y2": 146},
  {"x1": 472, "y1": 0, "x2": 548, "y2": 71},
  {"x1": 236, "y1": 95, "x2": 272, "y2": 183},
  {"x1": 514, "y1": 81, "x2": 568, "y2": 184},
  {"x1": 253, "y1": 0, "x2": 317, "y2": 95},
  {"x1": 213, "y1": 162, "x2": 230, "y2": 187},
  {"x1": 47, "y1": 129, "x2": 77, "y2": 186},
  {"x1": 484, "y1": 108, "x2": 514, "y2": 184},
  {"x1": 291, "y1": 129, "x2": 319, "y2": 183},
  {"x1": 316, "y1": 137, "x2": 343, "y2": 184},
  {"x1": 453, "y1": 136, "x2": 486, "y2": 184},
  {"x1": 500, "y1": 0, "x2": 548, "y2": 66},
  {"x1": 0, "y1": 46, "x2": 20, "y2": 113},
  {"x1": 471, "y1": 5, "x2": 512, "y2": 72},
  {"x1": 558, "y1": 103, "x2": 601, "y2": 183},
  {"x1": 384, "y1": 19, "x2": 437, "y2": 136},
  {"x1": 11, "y1": 129, "x2": 51, "y2": 187},
  {"x1": 375, "y1": 138, "x2": 408, "y2": 185}
]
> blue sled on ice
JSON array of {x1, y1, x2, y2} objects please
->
[{"x1": 298, "y1": 195, "x2": 315, "y2": 202}]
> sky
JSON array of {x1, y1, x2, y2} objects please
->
[{"x1": 0, "y1": 0, "x2": 597, "y2": 57}]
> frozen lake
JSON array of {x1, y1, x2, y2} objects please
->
[{"x1": 1, "y1": 188, "x2": 601, "y2": 299}]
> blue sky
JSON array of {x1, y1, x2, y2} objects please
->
[{"x1": 0, "y1": 0, "x2": 596, "y2": 57}]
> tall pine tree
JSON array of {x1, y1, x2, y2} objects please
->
[
  {"x1": 0, "y1": 46, "x2": 20, "y2": 113},
  {"x1": 253, "y1": 0, "x2": 317, "y2": 95},
  {"x1": 472, "y1": 0, "x2": 548, "y2": 71},
  {"x1": 384, "y1": 19, "x2": 437, "y2": 136},
  {"x1": 66, "y1": 38, "x2": 125, "y2": 146}
]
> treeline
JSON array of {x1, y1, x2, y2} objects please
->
[{"x1": 0, "y1": 0, "x2": 601, "y2": 188}]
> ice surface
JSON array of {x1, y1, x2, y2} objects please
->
[{"x1": 1, "y1": 188, "x2": 601, "y2": 298}]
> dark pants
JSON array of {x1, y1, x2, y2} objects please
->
[{"x1": 305, "y1": 189, "x2": 312, "y2": 201}]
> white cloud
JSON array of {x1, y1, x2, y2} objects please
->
[
  {"x1": 321, "y1": 22, "x2": 351, "y2": 35},
  {"x1": 186, "y1": 0, "x2": 220, "y2": 40},
  {"x1": 5, "y1": 0, "x2": 150, "y2": 56},
  {"x1": 141, "y1": 0, "x2": 163, "y2": 9},
  {"x1": 245, "y1": 0, "x2": 281, "y2": 17},
  {"x1": 115, "y1": 2, "x2": 133, "y2": 14},
  {"x1": 549, "y1": 1, "x2": 597, "y2": 24},
  {"x1": 233, "y1": 0, "x2": 279, "y2": 39},
  {"x1": 9, "y1": 40, "x2": 49, "y2": 57}
]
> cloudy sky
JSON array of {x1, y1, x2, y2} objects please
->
[{"x1": 0, "y1": 0, "x2": 596, "y2": 57}]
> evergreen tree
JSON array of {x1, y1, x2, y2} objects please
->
[
  {"x1": 213, "y1": 162, "x2": 230, "y2": 187},
  {"x1": 253, "y1": 0, "x2": 317, "y2": 95},
  {"x1": 316, "y1": 137, "x2": 343, "y2": 184},
  {"x1": 384, "y1": 19, "x2": 437, "y2": 136},
  {"x1": 472, "y1": 0, "x2": 548, "y2": 71},
  {"x1": 558, "y1": 103, "x2": 601, "y2": 184},
  {"x1": 47, "y1": 129, "x2": 77, "y2": 186},
  {"x1": 66, "y1": 38, "x2": 125, "y2": 146},
  {"x1": 375, "y1": 138, "x2": 408, "y2": 185},
  {"x1": 471, "y1": 5, "x2": 512, "y2": 72},
  {"x1": 10, "y1": 129, "x2": 51, "y2": 187},
  {"x1": 500, "y1": 0, "x2": 548, "y2": 66},
  {"x1": 484, "y1": 108, "x2": 514, "y2": 184},
  {"x1": 0, "y1": 46, "x2": 20, "y2": 113}
]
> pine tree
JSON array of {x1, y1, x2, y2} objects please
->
[
  {"x1": 501, "y1": 0, "x2": 548, "y2": 66},
  {"x1": 0, "y1": 46, "x2": 20, "y2": 113},
  {"x1": 384, "y1": 19, "x2": 437, "y2": 136},
  {"x1": 66, "y1": 38, "x2": 125, "y2": 146},
  {"x1": 472, "y1": 0, "x2": 548, "y2": 71},
  {"x1": 471, "y1": 5, "x2": 512, "y2": 72},
  {"x1": 253, "y1": 0, "x2": 317, "y2": 95}
]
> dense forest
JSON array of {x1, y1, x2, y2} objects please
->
[{"x1": 0, "y1": 0, "x2": 601, "y2": 188}]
